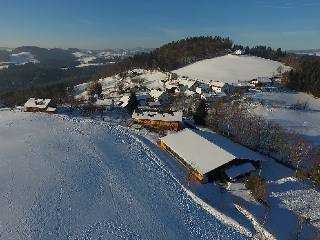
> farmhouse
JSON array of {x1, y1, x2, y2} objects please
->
[
  {"x1": 24, "y1": 98, "x2": 56, "y2": 113},
  {"x1": 132, "y1": 110, "x2": 183, "y2": 131},
  {"x1": 210, "y1": 80, "x2": 230, "y2": 93},
  {"x1": 160, "y1": 129, "x2": 265, "y2": 183}
]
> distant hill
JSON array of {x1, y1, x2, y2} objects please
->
[
  {"x1": 95, "y1": 36, "x2": 234, "y2": 80},
  {"x1": 287, "y1": 48, "x2": 320, "y2": 56}
]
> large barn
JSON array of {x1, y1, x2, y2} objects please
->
[{"x1": 160, "y1": 128, "x2": 266, "y2": 183}]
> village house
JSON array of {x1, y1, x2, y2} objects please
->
[
  {"x1": 149, "y1": 90, "x2": 170, "y2": 104},
  {"x1": 160, "y1": 128, "x2": 265, "y2": 183},
  {"x1": 178, "y1": 79, "x2": 200, "y2": 91},
  {"x1": 24, "y1": 98, "x2": 57, "y2": 113},
  {"x1": 95, "y1": 99, "x2": 115, "y2": 111},
  {"x1": 210, "y1": 80, "x2": 231, "y2": 93},
  {"x1": 251, "y1": 77, "x2": 273, "y2": 87},
  {"x1": 132, "y1": 110, "x2": 183, "y2": 131},
  {"x1": 234, "y1": 49, "x2": 245, "y2": 55},
  {"x1": 195, "y1": 83, "x2": 210, "y2": 94}
]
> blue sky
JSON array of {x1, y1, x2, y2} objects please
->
[{"x1": 0, "y1": 0, "x2": 319, "y2": 50}]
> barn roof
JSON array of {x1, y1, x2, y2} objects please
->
[
  {"x1": 24, "y1": 98, "x2": 51, "y2": 109},
  {"x1": 161, "y1": 128, "x2": 266, "y2": 175}
]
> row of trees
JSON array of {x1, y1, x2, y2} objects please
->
[{"x1": 205, "y1": 98, "x2": 320, "y2": 182}]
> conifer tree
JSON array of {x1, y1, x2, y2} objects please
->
[
  {"x1": 193, "y1": 99, "x2": 207, "y2": 125},
  {"x1": 127, "y1": 91, "x2": 139, "y2": 112}
]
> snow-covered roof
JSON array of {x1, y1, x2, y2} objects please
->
[
  {"x1": 184, "y1": 90, "x2": 196, "y2": 97},
  {"x1": 132, "y1": 110, "x2": 183, "y2": 122},
  {"x1": 148, "y1": 101, "x2": 161, "y2": 107},
  {"x1": 178, "y1": 79, "x2": 197, "y2": 88},
  {"x1": 95, "y1": 99, "x2": 114, "y2": 106},
  {"x1": 136, "y1": 94, "x2": 150, "y2": 101},
  {"x1": 198, "y1": 83, "x2": 210, "y2": 89},
  {"x1": 225, "y1": 162, "x2": 255, "y2": 179},
  {"x1": 149, "y1": 90, "x2": 165, "y2": 98},
  {"x1": 201, "y1": 93, "x2": 216, "y2": 99},
  {"x1": 161, "y1": 129, "x2": 265, "y2": 175},
  {"x1": 117, "y1": 95, "x2": 130, "y2": 107},
  {"x1": 210, "y1": 80, "x2": 227, "y2": 88},
  {"x1": 257, "y1": 77, "x2": 272, "y2": 83},
  {"x1": 24, "y1": 98, "x2": 51, "y2": 109}
]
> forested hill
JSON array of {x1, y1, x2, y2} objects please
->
[
  {"x1": 11, "y1": 46, "x2": 78, "y2": 68},
  {"x1": 93, "y1": 36, "x2": 233, "y2": 80},
  {"x1": 287, "y1": 59, "x2": 320, "y2": 97}
]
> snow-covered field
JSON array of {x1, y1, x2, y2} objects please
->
[
  {"x1": 173, "y1": 55, "x2": 290, "y2": 84},
  {"x1": 0, "y1": 111, "x2": 249, "y2": 239},
  {"x1": 246, "y1": 91, "x2": 320, "y2": 144},
  {"x1": 9, "y1": 52, "x2": 40, "y2": 65}
]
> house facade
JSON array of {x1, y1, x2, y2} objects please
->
[
  {"x1": 210, "y1": 80, "x2": 230, "y2": 93},
  {"x1": 132, "y1": 110, "x2": 183, "y2": 131}
]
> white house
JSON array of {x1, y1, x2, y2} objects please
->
[
  {"x1": 195, "y1": 84, "x2": 210, "y2": 94},
  {"x1": 210, "y1": 80, "x2": 230, "y2": 93},
  {"x1": 149, "y1": 90, "x2": 170, "y2": 104},
  {"x1": 251, "y1": 77, "x2": 273, "y2": 87},
  {"x1": 234, "y1": 49, "x2": 245, "y2": 55}
]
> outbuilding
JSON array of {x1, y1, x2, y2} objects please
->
[{"x1": 160, "y1": 128, "x2": 265, "y2": 183}]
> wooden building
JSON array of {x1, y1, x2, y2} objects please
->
[{"x1": 132, "y1": 110, "x2": 183, "y2": 131}]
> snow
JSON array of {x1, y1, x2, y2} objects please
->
[
  {"x1": 173, "y1": 55, "x2": 290, "y2": 84},
  {"x1": 246, "y1": 91, "x2": 320, "y2": 144},
  {"x1": 0, "y1": 111, "x2": 248, "y2": 239},
  {"x1": 225, "y1": 163, "x2": 255, "y2": 179},
  {"x1": 10, "y1": 52, "x2": 40, "y2": 65}
]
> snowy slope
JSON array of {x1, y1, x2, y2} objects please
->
[
  {"x1": 173, "y1": 55, "x2": 290, "y2": 84},
  {"x1": 0, "y1": 111, "x2": 247, "y2": 239},
  {"x1": 247, "y1": 91, "x2": 320, "y2": 144}
]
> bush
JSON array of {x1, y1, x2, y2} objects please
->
[{"x1": 245, "y1": 174, "x2": 268, "y2": 204}]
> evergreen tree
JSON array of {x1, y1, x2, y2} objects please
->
[
  {"x1": 193, "y1": 99, "x2": 208, "y2": 125},
  {"x1": 127, "y1": 91, "x2": 139, "y2": 112}
]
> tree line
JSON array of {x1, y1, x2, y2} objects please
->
[{"x1": 287, "y1": 59, "x2": 320, "y2": 97}]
